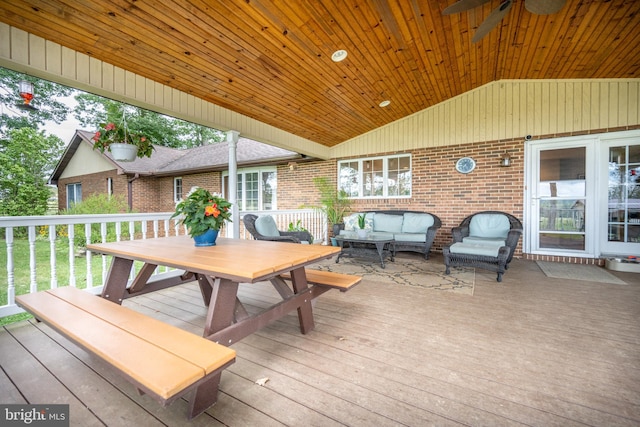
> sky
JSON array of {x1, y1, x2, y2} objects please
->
[{"x1": 46, "y1": 94, "x2": 83, "y2": 144}]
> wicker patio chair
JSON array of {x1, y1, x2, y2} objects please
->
[
  {"x1": 442, "y1": 211, "x2": 523, "y2": 282},
  {"x1": 242, "y1": 214, "x2": 312, "y2": 243}
]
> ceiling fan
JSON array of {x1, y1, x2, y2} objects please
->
[{"x1": 443, "y1": 0, "x2": 566, "y2": 43}]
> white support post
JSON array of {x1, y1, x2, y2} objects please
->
[{"x1": 226, "y1": 130, "x2": 240, "y2": 239}]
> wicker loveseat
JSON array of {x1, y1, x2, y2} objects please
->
[
  {"x1": 442, "y1": 211, "x2": 522, "y2": 282},
  {"x1": 243, "y1": 214, "x2": 312, "y2": 243},
  {"x1": 339, "y1": 210, "x2": 442, "y2": 259}
]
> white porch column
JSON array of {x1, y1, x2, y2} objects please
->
[{"x1": 226, "y1": 130, "x2": 240, "y2": 238}]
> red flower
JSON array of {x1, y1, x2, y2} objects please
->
[
  {"x1": 93, "y1": 131, "x2": 101, "y2": 141},
  {"x1": 204, "y1": 205, "x2": 215, "y2": 216},
  {"x1": 105, "y1": 122, "x2": 116, "y2": 131}
]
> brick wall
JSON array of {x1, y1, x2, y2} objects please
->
[
  {"x1": 131, "y1": 172, "x2": 224, "y2": 213},
  {"x1": 57, "y1": 171, "x2": 127, "y2": 211}
]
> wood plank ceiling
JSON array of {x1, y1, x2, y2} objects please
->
[{"x1": 0, "y1": 0, "x2": 639, "y2": 147}]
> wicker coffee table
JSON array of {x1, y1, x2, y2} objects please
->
[{"x1": 334, "y1": 233, "x2": 395, "y2": 268}]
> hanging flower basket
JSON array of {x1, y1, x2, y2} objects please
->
[
  {"x1": 92, "y1": 118, "x2": 154, "y2": 160},
  {"x1": 108, "y1": 143, "x2": 139, "y2": 162}
]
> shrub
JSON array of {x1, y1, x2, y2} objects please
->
[{"x1": 59, "y1": 194, "x2": 137, "y2": 246}]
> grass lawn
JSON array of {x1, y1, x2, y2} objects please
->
[{"x1": 0, "y1": 238, "x2": 113, "y2": 325}]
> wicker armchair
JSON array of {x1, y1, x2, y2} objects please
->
[
  {"x1": 243, "y1": 214, "x2": 312, "y2": 243},
  {"x1": 442, "y1": 211, "x2": 522, "y2": 282}
]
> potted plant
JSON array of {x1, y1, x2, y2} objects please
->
[
  {"x1": 311, "y1": 177, "x2": 352, "y2": 245},
  {"x1": 171, "y1": 187, "x2": 232, "y2": 246},
  {"x1": 356, "y1": 213, "x2": 368, "y2": 238},
  {"x1": 92, "y1": 121, "x2": 154, "y2": 161}
]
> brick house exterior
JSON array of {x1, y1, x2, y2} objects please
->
[{"x1": 51, "y1": 126, "x2": 640, "y2": 261}]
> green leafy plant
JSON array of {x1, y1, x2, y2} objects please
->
[
  {"x1": 288, "y1": 219, "x2": 313, "y2": 243},
  {"x1": 92, "y1": 121, "x2": 154, "y2": 158},
  {"x1": 60, "y1": 194, "x2": 135, "y2": 246},
  {"x1": 357, "y1": 214, "x2": 366, "y2": 230},
  {"x1": 171, "y1": 187, "x2": 232, "y2": 237},
  {"x1": 311, "y1": 177, "x2": 352, "y2": 225}
]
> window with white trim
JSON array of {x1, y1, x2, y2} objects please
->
[
  {"x1": 338, "y1": 154, "x2": 411, "y2": 198},
  {"x1": 174, "y1": 177, "x2": 183, "y2": 202},
  {"x1": 66, "y1": 183, "x2": 82, "y2": 208},
  {"x1": 223, "y1": 167, "x2": 277, "y2": 211}
]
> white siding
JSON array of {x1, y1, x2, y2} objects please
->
[{"x1": 331, "y1": 79, "x2": 640, "y2": 158}]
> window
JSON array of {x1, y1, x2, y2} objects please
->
[
  {"x1": 174, "y1": 177, "x2": 183, "y2": 202},
  {"x1": 223, "y1": 168, "x2": 277, "y2": 211},
  {"x1": 338, "y1": 154, "x2": 411, "y2": 198},
  {"x1": 66, "y1": 183, "x2": 82, "y2": 208}
]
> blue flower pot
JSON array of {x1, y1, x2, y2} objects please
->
[{"x1": 193, "y1": 229, "x2": 219, "y2": 247}]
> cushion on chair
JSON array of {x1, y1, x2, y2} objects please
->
[
  {"x1": 394, "y1": 233, "x2": 426, "y2": 242},
  {"x1": 462, "y1": 236, "x2": 506, "y2": 247},
  {"x1": 373, "y1": 213, "x2": 404, "y2": 233},
  {"x1": 468, "y1": 214, "x2": 510, "y2": 239},
  {"x1": 449, "y1": 242, "x2": 501, "y2": 257},
  {"x1": 401, "y1": 213, "x2": 434, "y2": 233},
  {"x1": 255, "y1": 215, "x2": 280, "y2": 237}
]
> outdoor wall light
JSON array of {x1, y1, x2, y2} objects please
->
[
  {"x1": 288, "y1": 161, "x2": 297, "y2": 171},
  {"x1": 499, "y1": 151, "x2": 512, "y2": 167}
]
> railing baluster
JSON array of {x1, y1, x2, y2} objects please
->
[
  {"x1": 5, "y1": 227, "x2": 14, "y2": 306},
  {"x1": 85, "y1": 223, "x2": 93, "y2": 289},
  {"x1": 28, "y1": 226, "x2": 37, "y2": 294},
  {"x1": 49, "y1": 225, "x2": 57, "y2": 289},
  {"x1": 67, "y1": 223, "x2": 76, "y2": 288}
]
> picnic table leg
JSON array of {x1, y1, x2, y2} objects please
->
[
  {"x1": 288, "y1": 267, "x2": 315, "y2": 334},
  {"x1": 101, "y1": 257, "x2": 134, "y2": 304},
  {"x1": 199, "y1": 276, "x2": 240, "y2": 339}
]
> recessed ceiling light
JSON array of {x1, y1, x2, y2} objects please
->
[
  {"x1": 379, "y1": 100, "x2": 391, "y2": 107},
  {"x1": 331, "y1": 50, "x2": 348, "y2": 62}
]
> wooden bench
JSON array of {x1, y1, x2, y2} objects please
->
[
  {"x1": 279, "y1": 269, "x2": 361, "y2": 292},
  {"x1": 15, "y1": 286, "x2": 236, "y2": 419}
]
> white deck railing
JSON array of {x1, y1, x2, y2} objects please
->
[{"x1": 0, "y1": 209, "x2": 326, "y2": 319}]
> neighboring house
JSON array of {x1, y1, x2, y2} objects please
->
[{"x1": 49, "y1": 130, "x2": 309, "y2": 213}]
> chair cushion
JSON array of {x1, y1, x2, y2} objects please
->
[
  {"x1": 469, "y1": 214, "x2": 510, "y2": 239},
  {"x1": 394, "y1": 233, "x2": 426, "y2": 243},
  {"x1": 373, "y1": 213, "x2": 404, "y2": 233},
  {"x1": 401, "y1": 213, "x2": 434, "y2": 233},
  {"x1": 462, "y1": 236, "x2": 506, "y2": 248},
  {"x1": 449, "y1": 242, "x2": 500, "y2": 257},
  {"x1": 255, "y1": 215, "x2": 280, "y2": 237}
]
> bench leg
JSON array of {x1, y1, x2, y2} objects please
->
[{"x1": 187, "y1": 372, "x2": 222, "y2": 419}]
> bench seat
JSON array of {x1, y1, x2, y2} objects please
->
[
  {"x1": 16, "y1": 287, "x2": 236, "y2": 419},
  {"x1": 280, "y1": 269, "x2": 361, "y2": 292}
]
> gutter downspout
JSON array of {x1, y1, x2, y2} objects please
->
[{"x1": 127, "y1": 173, "x2": 139, "y2": 211}]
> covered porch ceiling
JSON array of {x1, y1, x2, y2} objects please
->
[{"x1": 0, "y1": 0, "x2": 638, "y2": 147}]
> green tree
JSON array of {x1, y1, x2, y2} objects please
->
[
  {"x1": 74, "y1": 93, "x2": 224, "y2": 148},
  {"x1": 0, "y1": 127, "x2": 64, "y2": 216}
]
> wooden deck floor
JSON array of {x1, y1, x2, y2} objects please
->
[{"x1": 1, "y1": 255, "x2": 639, "y2": 426}]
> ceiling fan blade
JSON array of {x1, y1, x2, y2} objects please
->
[
  {"x1": 525, "y1": 0, "x2": 567, "y2": 15},
  {"x1": 442, "y1": 0, "x2": 491, "y2": 15},
  {"x1": 472, "y1": 0, "x2": 513, "y2": 43}
]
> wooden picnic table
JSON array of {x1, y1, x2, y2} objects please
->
[{"x1": 87, "y1": 235, "x2": 346, "y2": 344}]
